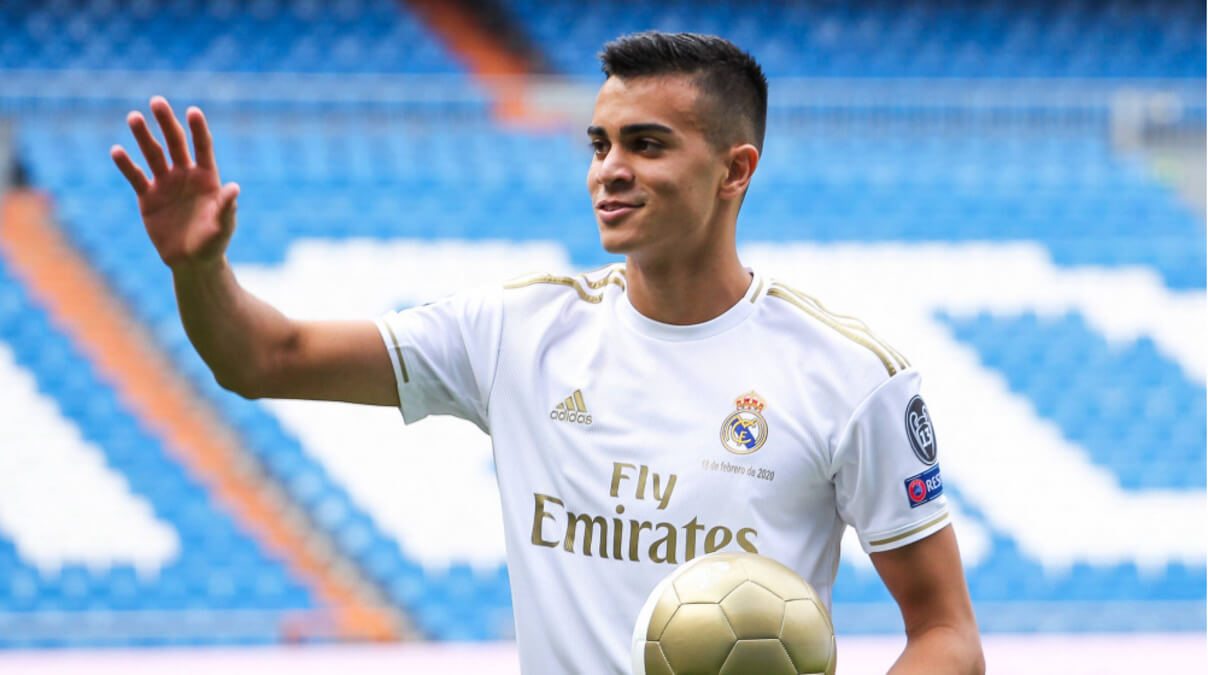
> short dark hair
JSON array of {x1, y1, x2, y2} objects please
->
[{"x1": 599, "y1": 32, "x2": 768, "y2": 152}]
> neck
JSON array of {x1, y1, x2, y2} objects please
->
[{"x1": 624, "y1": 246, "x2": 751, "y2": 325}]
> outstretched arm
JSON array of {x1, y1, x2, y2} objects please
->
[
  {"x1": 112, "y1": 97, "x2": 397, "y2": 405},
  {"x1": 871, "y1": 525, "x2": 985, "y2": 675}
]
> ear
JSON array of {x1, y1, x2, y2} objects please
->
[{"x1": 719, "y1": 143, "x2": 759, "y2": 200}]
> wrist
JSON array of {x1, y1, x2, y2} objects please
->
[{"x1": 170, "y1": 254, "x2": 229, "y2": 280}]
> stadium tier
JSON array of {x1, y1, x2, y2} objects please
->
[
  {"x1": 0, "y1": 0, "x2": 463, "y2": 73},
  {"x1": 3, "y1": 0, "x2": 1202, "y2": 78},
  {"x1": 22, "y1": 115, "x2": 1207, "y2": 288},
  {"x1": 943, "y1": 311, "x2": 1206, "y2": 491},
  {"x1": 0, "y1": 0, "x2": 1204, "y2": 650},
  {"x1": 0, "y1": 259, "x2": 316, "y2": 646},
  {"x1": 506, "y1": 0, "x2": 1206, "y2": 78}
]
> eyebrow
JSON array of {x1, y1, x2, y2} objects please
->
[{"x1": 586, "y1": 123, "x2": 674, "y2": 137}]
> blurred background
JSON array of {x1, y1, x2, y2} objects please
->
[{"x1": 0, "y1": 0, "x2": 1204, "y2": 672}]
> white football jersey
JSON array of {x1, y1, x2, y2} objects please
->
[{"x1": 376, "y1": 265, "x2": 949, "y2": 674}]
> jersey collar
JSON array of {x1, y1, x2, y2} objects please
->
[{"x1": 616, "y1": 269, "x2": 764, "y2": 341}]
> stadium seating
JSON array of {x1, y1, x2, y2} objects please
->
[
  {"x1": 1, "y1": 0, "x2": 1204, "y2": 646},
  {"x1": 0, "y1": 0, "x2": 462, "y2": 73},
  {"x1": 0, "y1": 260, "x2": 314, "y2": 647},
  {"x1": 504, "y1": 0, "x2": 1206, "y2": 78},
  {"x1": 943, "y1": 310, "x2": 1206, "y2": 491}
]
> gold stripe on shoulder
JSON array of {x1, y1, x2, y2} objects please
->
[
  {"x1": 791, "y1": 286, "x2": 911, "y2": 368},
  {"x1": 868, "y1": 512, "x2": 949, "y2": 547},
  {"x1": 771, "y1": 282, "x2": 910, "y2": 370},
  {"x1": 579, "y1": 263, "x2": 614, "y2": 288},
  {"x1": 767, "y1": 286, "x2": 899, "y2": 376},
  {"x1": 503, "y1": 274, "x2": 602, "y2": 303},
  {"x1": 749, "y1": 277, "x2": 765, "y2": 304},
  {"x1": 584, "y1": 275, "x2": 625, "y2": 290},
  {"x1": 503, "y1": 270, "x2": 624, "y2": 304},
  {"x1": 584, "y1": 264, "x2": 626, "y2": 290},
  {"x1": 502, "y1": 272, "x2": 563, "y2": 290}
]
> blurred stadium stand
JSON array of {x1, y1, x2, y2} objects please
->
[
  {"x1": 0, "y1": 0, "x2": 1204, "y2": 652},
  {"x1": 0, "y1": 0, "x2": 462, "y2": 73},
  {"x1": 0, "y1": 256, "x2": 318, "y2": 646},
  {"x1": 507, "y1": 0, "x2": 1205, "y2": 78}
]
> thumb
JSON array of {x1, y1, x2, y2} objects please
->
[
  {"x1": 219, "y1": 181, "x2": 240, "y2": 213},
  {"x1": 217, "y1": 182, "x2": 240, "y2": 232}
]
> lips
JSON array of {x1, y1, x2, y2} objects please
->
[{"x1": 595, "y1": 199, "x2": 643, "y2": 225}]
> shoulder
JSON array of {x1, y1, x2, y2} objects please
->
[
  {"x1": 501, "y1": 263, "x2": 627, "y2": 307},
  {"x1": 760, "y1": 277, "x2": 911, "y2": 383}
]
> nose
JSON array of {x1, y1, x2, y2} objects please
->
[{"x1": 593, "y1": 147, "x2": 634, "y2": 189}]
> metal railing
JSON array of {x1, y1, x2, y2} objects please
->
[{"x1": 1, "y1": 70, "x2": 1202, "y2": 125}]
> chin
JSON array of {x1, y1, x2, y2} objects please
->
[
  {"x1": 599, "y1": 238, "x2": 632, "y2": 255},
  {"x1": 597, "y1": 224, "x2": 640, "y2": 255}
]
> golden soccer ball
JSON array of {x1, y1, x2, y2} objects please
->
[{"x1": 632, "y1": 552, "x2": 836, "y2": 675}]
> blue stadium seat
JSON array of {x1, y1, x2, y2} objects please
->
[
  {"x1": 0, "y1": 0, "x2": 465, "y2": 74},
  {"x1": 501, "y1": 0, "x2": 1203, "y2": 78}
]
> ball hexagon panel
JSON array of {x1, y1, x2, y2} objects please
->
[
  {"x1": 646, "y1": 582, "x2": 681, "y2": 641},
  {"x1": 736, "y1": 554, "x2": 814, "y2": 601},
  {"x1": 719, "y1": 639, "x2": 798, "y2": 675},
  {"x1": 643, "y1": 641, "x2": 675, "y2": 675},
  {"x1": 719, "y1": 580, "x2": 786, "y2": 639},
  {"x1": 780, "y1": 598, "x2": 836, "y2": 674},
  {"x1": 658, "y1": 603, "x2": 738, "y2": 673},
  {"x1": 672, "y1": 557, "x2": 748, "y2": 604}
]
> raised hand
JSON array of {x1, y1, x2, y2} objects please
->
[{"x1": 111, "y1": 96, "x2": 240, "y2": 270}]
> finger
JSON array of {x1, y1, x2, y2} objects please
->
[
  {"x1": 150, "y1": 96, "x2": 192, "y2": 168},
  {"x1": 127, "y1": 111, "x2": 170, "y2": 177},
  {"x1": 110, "y1": 145, "x2": 151, "y2": 195},
  {"x1": 218, "y1": 182, "x2": 240, "y2": 213},
  {"x1": 187, "y1": 106, "x2": 217, "y2": 171},
  {"x1": 217, "y1": 182, "x2": 240, "y2": 233}
]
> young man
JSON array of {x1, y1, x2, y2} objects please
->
[{"x1": 112, "y1": 32, "x2": 983, "y2": 675}]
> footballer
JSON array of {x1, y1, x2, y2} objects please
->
[{"x1": 112, "y1": 31, "x2": 985, "y2": 675}]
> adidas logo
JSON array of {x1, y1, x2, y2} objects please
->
[{"x1": 550, "y1": 389, "x2": 593, "y2": 425}]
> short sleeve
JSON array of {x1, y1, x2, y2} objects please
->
[
  {"x1": 374, "y1": 284, "x2": 504, "y2": 432},
  {"x1": 832, "y1": 369, "x2": 950, "y2": 554}
]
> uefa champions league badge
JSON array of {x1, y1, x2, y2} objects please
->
[
  {"x1": 720, "y1": 391, "x2": 769, "y2": 455},
  {"x1": 904, "y1": 465, "x2": 943, "y2": 508}
]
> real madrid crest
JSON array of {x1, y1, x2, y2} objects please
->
[{"x1": 720, "y1": 391, "x2": 769, "y2": 455}]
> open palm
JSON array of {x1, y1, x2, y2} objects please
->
[{"x1": 111, "y1": 96, "x2": 240, "y2": 270}]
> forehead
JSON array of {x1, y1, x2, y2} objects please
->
[{"x1": 590, "y1": 74, "x2": 705, "y2": 133}]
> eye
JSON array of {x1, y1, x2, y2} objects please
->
[
  {"x1": 588, "y1": 139, "x2": 608, "y2": 157},
  {"x1": 632, "y1": 138, "x2": 661, "y2": 152}
]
